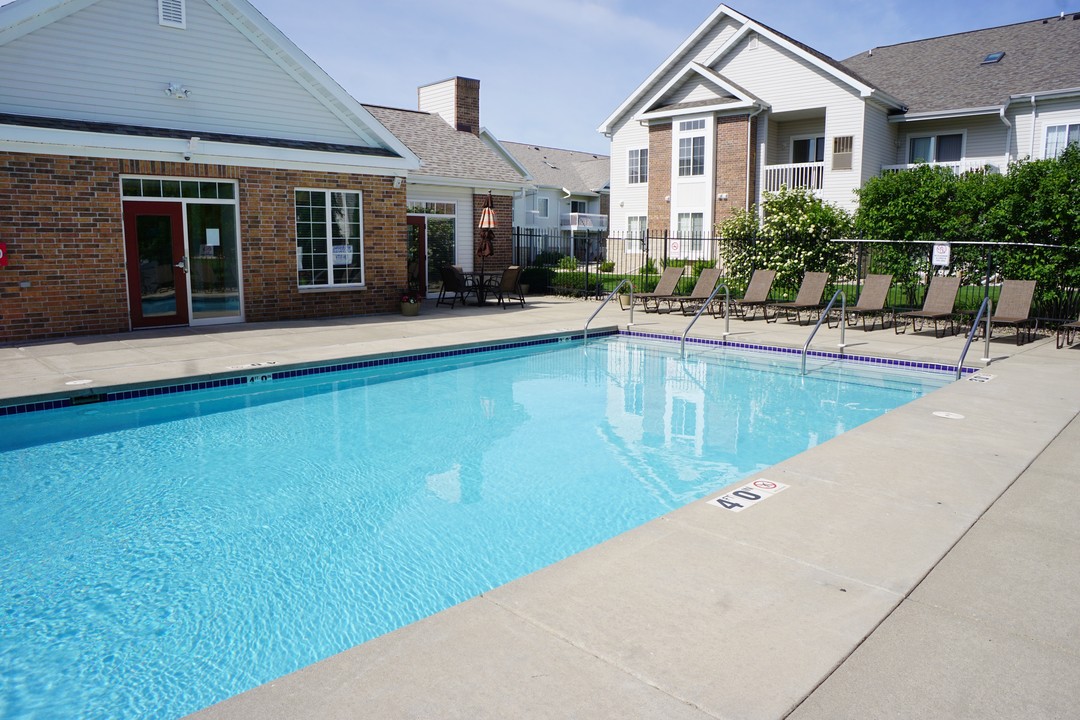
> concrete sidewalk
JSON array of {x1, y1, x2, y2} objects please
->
[{"x1": 4, "y1": 297, "x2": 1078, "y2": 719}]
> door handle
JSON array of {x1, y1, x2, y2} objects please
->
[{"x1": 174, "y1": 256, "x2": 189, "y2": 274}]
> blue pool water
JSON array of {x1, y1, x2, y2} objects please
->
[{"x1": 0, "y1": 337, "x2": 950, "y2": 719}]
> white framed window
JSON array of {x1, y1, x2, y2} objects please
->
[
  {"x1": 677, "y1": 212, "x2": 703, "y2": 238},
  {"x1": 570, "y1": 200, "x2": 587, "y2": 214},
  {"x1": 296, "y1": 189, "x2": 364, "y2": 288},
  {"x1": 536, "y1": 197, "x2": 549, "y2": 218},
  {"x1": 679, "y1": 119, "x2": 705, "y2": 131},
  {"x1": 909, "y1": 133, "x2": 963, "y2": 163},
  {"x1": 678, "y1": 136, "x2": 705, "y2": 177},
  {"x1": 628, "y1": 148, "x2": 648, "y2": 184},
  {"x1": 792, "y1": 135, "x2": 825, "y2": 163},
  {"x1": 626, "y1": 216, "x2": 647, "y2": 253},
  {"x1": 1045, "y1": 123, "x2": 1080, "y2": 158}
]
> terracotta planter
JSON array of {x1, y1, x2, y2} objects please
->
[{"x1": 400, "y1": 302, "x2": 420, "y2": 317}]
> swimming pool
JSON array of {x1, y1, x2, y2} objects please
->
[{"x1": 0, "y1": 335, "x2": 951, "y2": 719}]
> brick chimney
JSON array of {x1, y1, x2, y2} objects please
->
[{"x1": 418, "y1": 77, "x2": 480, "y2": 135}]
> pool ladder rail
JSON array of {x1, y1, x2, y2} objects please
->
[
  {"x1": 680, "y1": 284, "x2": 731, "y2": 358},
  {"x1": 956, "y1": 296, "x2": 992, "y2": 380},
  {"x1": 800, "y1": 289, "x2": 846, "y2": 375},
  {"x1": 584, "y1": 279, "x2": 634, "y2": 342}
]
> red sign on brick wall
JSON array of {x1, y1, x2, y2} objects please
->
[{"x1": 0, "y1": 242, "x2": 7, "y2": 267}]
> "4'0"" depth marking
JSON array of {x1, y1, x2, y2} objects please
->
[{"x1": 708, "y1": 479, "x2": 789, "y2": 512}]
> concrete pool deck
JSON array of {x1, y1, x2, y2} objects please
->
[{"x1": 4, "y1": 296, "x2": 1079, "y2": 719}]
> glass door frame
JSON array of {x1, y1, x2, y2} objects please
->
[{"x1": 120, "y1": 177, "x2": 244, "y2": 328}]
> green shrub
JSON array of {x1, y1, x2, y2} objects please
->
[
  {"x1": 599, "y1": 261, "x2": 615, "y2": 273},
  {"x1": 533, "y1": 251, "x2": 563, "y2": 267},
  {"x1": 556, "y1": 255, "x2": 578, "y2": 270},
  {"x1": 520, "y1": 266, "x2": 554, "y2": 292}
]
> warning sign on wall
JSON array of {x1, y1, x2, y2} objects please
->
[{"x1": 0, "y1": 242, "x2": 7, "y2": 267}]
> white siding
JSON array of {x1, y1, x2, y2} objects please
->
[
  {"x1": 664, "y1": 77, "x2": 725, "y2": 106},
  {"x1": 860, "y1": 103, "x2": 896, "y2": 186},
  {"x1": 417, "y1": 80, "x2": 456, "y2": 129},
  {"x1": 773, "y1": 116, "x2": 825, "y2": 163},
  {"x1": 0, "y1": 0, "x2": 368, "y2": 144},
  {"x1": 609, "y1": 118, "x2": 651, "y2": 232},
  {"x1": 1028, "y1": 97, "x2": 1080, "y2": 159},
  {"x1": 896, "y1": 116, "x2": 1009, "y2": 170}
]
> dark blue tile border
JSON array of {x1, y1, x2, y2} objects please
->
[
  {"x1": 0, "y1": 332, "x2": 610, "y2": 417},
  {"x1": 1, "y1": 326, "x2": 967, "y2": 417}
]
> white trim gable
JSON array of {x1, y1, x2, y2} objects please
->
[{"x1": 636, "y1": 62, "x2": 765, "y2": 121}]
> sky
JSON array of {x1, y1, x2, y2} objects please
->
[{"x1": 2, "y1": 0, "x2": 1074, "y2": 153}]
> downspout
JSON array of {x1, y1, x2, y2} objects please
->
[
  {"x1": 998, "y1": 101, "x2": 1012, "y2": 168},
  {"x1": 1029, "y1": 95, "x2": 1037, "y2": 159},
  {"x1": 745, "y1": 104, "x2": 765, "y2": 212}
]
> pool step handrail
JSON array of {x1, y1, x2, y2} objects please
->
[
  {"x1": 681, "y1": 283, "x2": 730, "y2": 358},
  {"x1": 800, "y1": 289, "x2": 845, "y2": 375},
  {"x1": 956, "y1": 296, "x2": 992, "y2": 380},
  {"x1": 585, "y1": 279, "x2": 634, "y2": 342}
]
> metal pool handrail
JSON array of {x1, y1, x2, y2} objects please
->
[
  {"x1": 956, "y1": 296, "x2": 992, "y2": 380},
  {"x1": 680, "y1": 283, "x2": 730, "y2": 358},
  {"x1": 801, "y1": 289, "x2": 845, "y2": 375},
  {"x1": 585, "y1": 279, "x2": 633, "y2": 343}
]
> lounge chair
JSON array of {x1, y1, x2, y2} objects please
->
[
  {"x1": 651, "y1": 267, "x2": 722, "y2": 315},
  {"x1": 1057, "y1": 315, "x2": 1080, "y2": 349},
  {"x1": 765, "y1": 271, "x2": 829, "y2": 324},
  {"x1": 836, "y1": 273, "x2": 893, "y2": 331},
  {"x1": 489, "y1": 265, "x2": 526, "y2": 309},
  {"x1": 725, "y1": 269, "x2": 776, "y2": 320},
  {"x1": 635, "y1": 266, "x2": 685, "y2": 312},
  {"x1": 984, "y1": 280, "x2": 1037, "y2": 345},
  {"x1": 894, "y1": 275, "x2": 961, "y2": 337},
  {"x1": 436, "y1": 265, "x2": 477, "y2": 308}
]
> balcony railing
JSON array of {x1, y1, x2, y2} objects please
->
[
  {"x1": 561, "y1": 212, "x2": 608, "y2": 231},
  {"x1": 762, "y1": 162, "x2": 824, "y2": 193},
  {"x1": 881, "y1": 161, "x2": 1000, "y2": 175}
]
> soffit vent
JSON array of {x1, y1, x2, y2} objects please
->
[{"x1": 159, "y1": 0, "x2": 186, "y2": 29}]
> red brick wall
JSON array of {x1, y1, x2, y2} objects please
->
[
  {"x1": 714, "y1": 114, "x2": 756, "y2": 224},
  {"x1": 472, "y1": 192, "x2": 513, "y2": 269},
  {"x1": 0, "y1": 151, "x2": 406, "y2": 343},
  {"x1": 647, "y1": 123, "x2": 672, "y2": 231}
]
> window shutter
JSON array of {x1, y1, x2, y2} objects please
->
[
  {"x1": 159, "y1": 0, "x2": 186, "y2": 29},
  {"x1": 832, "y1": 136, "x2": 853, "y2": 171}
]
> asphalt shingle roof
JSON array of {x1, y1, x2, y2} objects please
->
[
  {"x1": 363, "y1": 105, "x2": 524, "y2": 184},
  {"x1": 841, "y1": 13, "x2": 1080, "y2": 114},
  {"x1": 501, "y1": 141, "x2": 609, "y2": 194}
]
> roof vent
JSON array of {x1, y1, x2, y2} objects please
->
[
  {"x1": 159, "y1": 0, "x2": 185, "y2": 29},
  {"x1": 981, "y1": 51, "x2": 1004, "y2": 65}
]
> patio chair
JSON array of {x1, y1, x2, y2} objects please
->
[
  {"x1": 725, "y1": 269, "x2": 777, "y2": 320},
  {"x1": 489, "y1": 265, "x2": 526, "y2": 309},
  {"x1": 835, "y1": 274, "x2": 893, "y2": 331},
  {"x1": 765, "y1": 271, "x2": 829, "y2": 325},
  {"x1": 1057, "y1": 315, "x2": 1080, "y2": 349},
  {"x1": 894, "y1": 274, "x2": 961, "y2": 337},
  {"x1": 436, "y1": 265, "x2": 477, "y2": 308},
  {"x1": 984, "y1": 280, "x2": 1037, "y2": 345},
  {"x1": 635, "y1": 266, "x2": 685, "y2": 312},
  {"x1": 650, "y1": 267, "x2": 722, "y2": 315}
]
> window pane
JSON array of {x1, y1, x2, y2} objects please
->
[
  {"x1": 121, "y1": 178, "x2": 141, "y2": 196},
  {"x1": 909, "y1": 137, "x2": 932, "y2": 163},
  {"x1": 793, "y1": 138, "x2": 810, "y2": 163},
  {"x1": 217, "y1": 183, "x2": 235, "y2": 200},
  {"x1": 815, "y1": 136, "x2": 825, "y2": 163},
  {"x1": 936, "y1": 134, "x2": 962, "y2": 162}
]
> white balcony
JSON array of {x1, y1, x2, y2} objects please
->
[
  {"x1": 762, "y1": 162, "x2": 824, "y2": 194},
  {"x1": 561, "y1": 213, "x2": 608, "y2": 231}
]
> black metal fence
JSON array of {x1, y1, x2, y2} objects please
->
[{"x1": 511, "y1": 228, "x2": 1080, "y2": 325}]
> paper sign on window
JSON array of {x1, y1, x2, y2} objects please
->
[{"x1": 332, "y1": 245, "x2": 354, "y2": 266}]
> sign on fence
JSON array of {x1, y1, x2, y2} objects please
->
[{"x1": 932, "y1": 243, "x2": 951, "y2": 266}]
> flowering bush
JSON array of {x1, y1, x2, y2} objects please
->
[{"x1": 400, "y1": 288, "x2": 423, "y2": 304}]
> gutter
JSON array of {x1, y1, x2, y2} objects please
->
[
  {"x1": 1029, "y1": 95, "x2": 1037, "y2": 159},
  {"x1": 746, "y1": 104, "x2": 766, "y2": 212},
  {"x1": 998, "y1": 100, "x2": 1013, "y2": 166}
]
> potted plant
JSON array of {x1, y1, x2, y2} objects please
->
[{"x1": 400, "y1": 288, "x2": 422, "y2": 316}]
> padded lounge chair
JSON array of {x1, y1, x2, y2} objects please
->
[
  {"x1": 635, "y1": 266, "x2": 685, "y2": 312},
  {"x1": 651, "y1": 267, "x2": 722, "y2": 315},
  {"x1": 837, "y1": 274, "x2": 893, "y2": 331},
  {"x1": 725, "y1": 269, "x2": 776, "y2": 320},
  {"x1": 985, "y1": 280, "x2": 1037, "y2": 345},
  {"x1": 765, "y1": 271, "x2": 829, "y2": 325},
  {"x1": 1057, "y1": 315, "x2": 1080, "y2": 349},
  {"x1": 436, "y1": 265, "x2": 477, "y2": 308},
  {"x1": 489, "y1": 265, "x2": 526, "y2": 309},
  {"x1": 894, "y1": 275, "x2": 961, "y2": 337}
]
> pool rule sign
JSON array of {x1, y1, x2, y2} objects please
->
[{"x1": 708, "y1": 479, "x2": 789, "y2": 512}]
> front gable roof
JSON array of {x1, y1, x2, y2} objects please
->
[
  {"x1": 636, "y1": 62, "x2": 764, "y2": 121},
  {"x1": 0, "y1": 0, "x2": 418, "y2": 168},
  {"x1": 842, "y1": 13, "x2": 1080, "y2": 116},
  {"x1": 598, "y1": 3, "x2": 903, "y2": 134}
]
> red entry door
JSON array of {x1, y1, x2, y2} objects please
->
[{"x1": 123, "y1": 201, "x2": 190, "y2": 328}]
